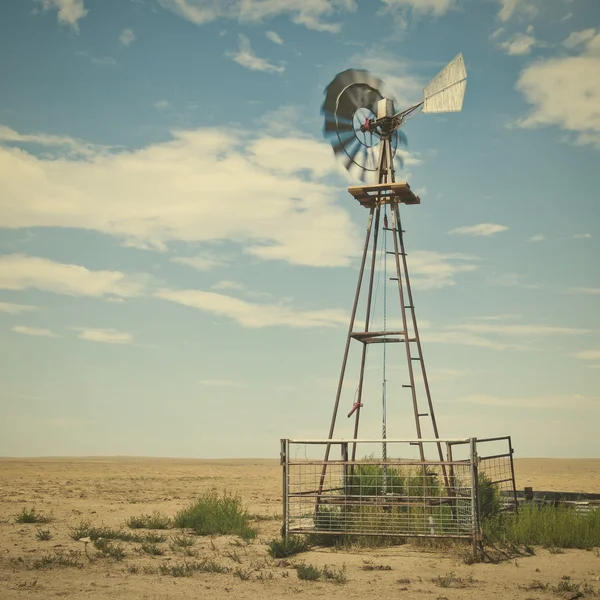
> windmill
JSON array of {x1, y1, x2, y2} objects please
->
[{"x1": 319, "y1": 54, "x2": 467, "y2": 471}]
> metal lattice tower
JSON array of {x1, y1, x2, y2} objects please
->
[{"x1": 319, "y1": 54, "x2": 467, "y2": 471}]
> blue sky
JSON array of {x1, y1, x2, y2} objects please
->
[{"x1": 1, "y1": 0, "x2": 599, "y2": 459}]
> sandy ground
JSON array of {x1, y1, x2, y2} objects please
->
[{"x1": 1, "y1": 457, "x2": 599, "y2": 599}]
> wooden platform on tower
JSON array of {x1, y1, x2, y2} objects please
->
[{"x1": 348, "y1": 182, "x2": 420, "y2": 208}]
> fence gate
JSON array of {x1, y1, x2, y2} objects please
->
[{"x1": 281, "y1": 438, "x2": 488, "y2": 552}]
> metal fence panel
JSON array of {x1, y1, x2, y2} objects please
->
[{"x1": 281, "y1": 439, "x2": 480, "y2": 542}]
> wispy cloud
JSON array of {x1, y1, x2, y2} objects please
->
[
  {"x1": 265, "y1": 30, "x2": 284, "y2": 45},
  {"x1": 563, "y1": 29, "x2": 597, "y2": 49},
  {"x1": 75, "y1": 328, "x2": 133, "y2": 344},
  {"x1": 401, "y1": 251, "x2": 478, "y2": 290},
  {"x1": 227, "y1": 34, "x2": 285, "y2": 73},
  {"x1": 379, "y1": 0, "x2": 457, "y2": 28},
  {"x1": 351, "y1": 49, "x2": 424, "y2": 108},
  {"x1": 497, "y1": 27, "x2": 539, "y2": 55},
  {"x1": 200, "y1": 379, "x2": 248, "y2": 389},
  {"x1": 157, "y1": 0, "x2": 355, "y2": 33},
  {"x1": 571, "y1": 233, "x2": 591, "y2": 239},
  {"x1": 496, "y1": 0, "x2": 538, "y2": 22},
  {"x1": 459, "y1": 393, "x2": 598, "y2": 409},
  {"x1": 155, "y1": 288, "x2": 349, "y2": 328},
  {"x1": 171, "y1": 253, "x2": 226, "y2": 271},
  {"x1": 0, "y1": 124, "x2": 108, "y2": 158},
  {"x1": 515, "y1": 28, "x2": 600, "y2": 148},
  {"x1": 449, "y1": 223, "x2": 509, "y2": 236},
  {"x1": 0, "y1": 302, "x2": 38, "y2": 315},
  {"x1": 0, "y1": 124, "x2": 355, "y2": 267},
  {"x1": 572, "y1": 350, "x2": 600, "y2": 361},
  {"x1": 12, "y1": 325, "x2": 57, "y2": 337},
  {"x1": 568, "y1": 287, "x2": 600, "y2": 295},
  {"x1": 154, "y1": 100, "x2": 170, "y2": 110},
  {"x1": 0, "y1": 254, "x2": 147, "y2": 299},
  {"x1": 453, "y1": 323, "x2": 590, "y2": 337},
  {"x1": 34, "y1": 0, "x2": 88, "y2": 32},
  {"x1": 119, "y1": 27, "x2": 136, "y2": 46},
  {"x1": 76, "y1": 51, "x2": 117, "y2": 67},
  {"x1": 423, "y1": 317, "x2": 590, "y2": 351},
  {"x1": 529, "y1": 233, "x2": 545, "y2": 242},
  {"x1": 210, "y1": 280, "x2": 246, "y2": 292}
]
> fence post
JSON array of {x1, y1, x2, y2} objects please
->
[
  {"x1": 508, "y1": 436, "x2": 519, "y2": 513},
  {"x1": 280, "y1": 438, "x2": 288, "y2": 539},
  {"x1": 469, "y1": 437, "x2": 481, "y2": 556}
]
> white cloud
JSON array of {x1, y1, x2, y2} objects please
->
[
  {"x1": 265, "y1": 30, "x2": 284, "y2": 45},
  {"x1": 563, "y1": 29, "x2": 597, "y2": 50},
  {"x1": 210, "y1": 280, "x2": 245, "y2": 291},
  {"x1": 422, "y1": 317, "x2": 589, "y2": 351},
  {"x1": 453, "y1": 323, "x2": 590, "y2": 337},
  {"x1": 12, "y1": 325, "x2": 57, "y2": 337},
  {"x1": 0, "y1": 125, "x2": 357, "y2": 267},
  {"x1": 228, "y1": 34, "x2": 284, "y2": 73},
  {"x1": 571, "y1": 233, "x2": 591, "y2": 239},
  {"x1": 351, "y1": 50, "x2": 424, "y2": 109},
  {"x1": 171, "y1": 253, "x2": 225, "y2": 271},
  {"x1": 459, "y1": 393, "x2": 597, "y2": 409},
  {"x1": 0, "y1": 124, "x2": 107, "y2": 158},
  {"x1": 572, "y1": 350, "x2": 600, "y2": 361},
  {"x1": 76, "y1": 328, "x2": 133, "y2": 344},
  {"x1": 496, "y1": 0, "x2": 538, "y2": 22},
  {"x1": 155, "y1": 288, "x2": 349, "y2": 328},
  {"x1": 119, "y1": 28, "x2": 136, "y2": 46},
  {"x1": 76, "y1": 52, "x2": 117, "y2": 67},
  {"x1": 423, "y1": 330, "x2": 527, "y2": 351},
  {"x1": 153, "y1": 100, "x2": 170, "y2": 110},
  {"x1": 529, "y1": 233, "x2": 545, "y2": 242},
  {"x1": 379, "y1": 0, "x2": 456, "y2": 28},
  {"x1": 157, "y1": 0, "x2": 356, "y2": 33},
  {"x1": 449, "y1": 223, "x2": 509, "y2": 236},
  {"x1": 498, "y1": 31, "x2": 538, "y2": 55},
  {"x1": 516, "y1": 30, "x2": 600, "y2": 148},
  {"x1": 200, "y1": 379, "x2": 248, "y2": 389},
  {"x1": 0, "y1": 302, "x2": 38, "y2": 314},
  {"x1": 0, "y1": 255, "x2": 146, "y2": 298},
  {"x1": 568, "y1": 287, "x2": 600, "y2": 295},
  {"x1": 403, "y1": 251, "x2": 478, "y2": 290},
  {"x1": 35, "y1": 0, "x2": 88, "y2": 32}
]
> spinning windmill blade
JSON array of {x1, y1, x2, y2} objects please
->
[
  {"x1": 322, "y1": 53, "x2": 467, "y2": 182},
  {"x1": 322, "y1": 69, "x2": 403, "y2": 181}
]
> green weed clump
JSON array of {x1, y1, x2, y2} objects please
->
[
  {"x1": 93, "y1": 538, "x2": 126, "y2": 561},
  {"x1": 140, "y1": 542, "x2": 164, "y2": 556},
  {"x1": 484, "y1": 504, "x2": 600, "y2": 549},
  {"x1": 267, "y1": 536, "x2": 311, "y2": 558},
  {"x1": 70, "y1": 522, "x2": 166, "y2": 544},
  {"x1": 15, "y1": 507, "x2": 51, "y2": 524},
  {"x1": 173, "y1": 489, "x2": 257, "y2": 539},
  {"x1": 32, "y1": 550, "x2": 83, "y2": 570},
  {"x1": 35, "y1": 528, "x2": 53, "y2": 541},
  {"x1": 158, "y1": 559, "x2": 230, "y2": 577},
  {"x1": 126, "y1": 511, "x2": 172, "y2": 530},
  {"x1": 478, "y1": 473, "x2": 502, "y2": 520},
  {"x1": 296, "y1": 563, "x2": 347, "y2": 583}
]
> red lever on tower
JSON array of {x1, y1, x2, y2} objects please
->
[{"x1": 347, "y1": 401, "x2": 363, "y2": 418}]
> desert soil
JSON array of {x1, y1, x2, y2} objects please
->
[{"x1": 1, "y1": 457, "x2": 599, "y2": 599}]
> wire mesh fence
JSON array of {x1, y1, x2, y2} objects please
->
[
  {"x1": 448, "y1": 436, "x2": 518, "y2": 513},
  {"x1": 280, "y1": 438, "x2": 506, "y2": 547}
]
